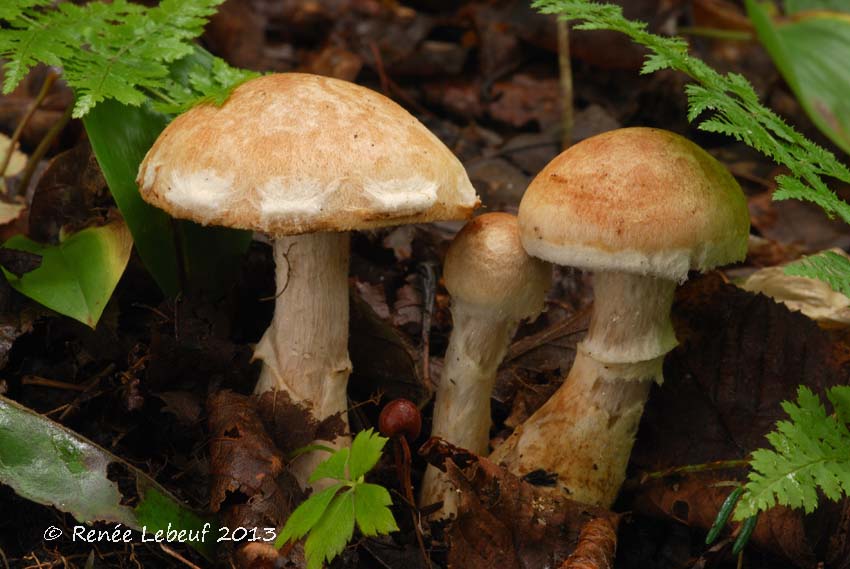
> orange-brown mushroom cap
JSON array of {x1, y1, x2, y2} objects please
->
[{"x1": 518, "y1": 128, "x2": 749, "y2": 281}]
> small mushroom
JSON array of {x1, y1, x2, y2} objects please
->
[
  {"x1": 137, "y1": 73, "x2": 478, "y2": 489},
  {"x1": 419, "y1": 212, "x2": 551, "y2": 517},
  {"x1": 490, "y1": 127, "x2": 750, "y2": 507}
]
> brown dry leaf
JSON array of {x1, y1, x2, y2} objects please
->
[
  {"x1": 489, "y1": 74, "x2": 561, "y2": 129},
  {"x1": 420, "y1": 438, "x2": 618, "y2": 569},
  {"x1": 349, "y1": 284, "x2": 427, "y2": 404},
  {"x1": 630, "y1": 274, "x2": 850, "y2": 566},
  {"x1": 255, "y1": 389, "x2": 345, "y2": 456},
  {"x1": 0, "y1": 132, "x2": 27, "y2": 177},
  {"x1": 559, "y1": 516, "x2": 619, "y2": 569},
  {"x1": 28, "y1": 140, "x2": 108, "y2": 243},
  {"x1": 207, "y1": 390, "x2": 305, "y2": 567}
]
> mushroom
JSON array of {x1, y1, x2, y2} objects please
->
[
  {"x1": 490, "y1": 128, "x2": 749, "y2": 507},
  {"x1": 137, "y1": 73, "x2": 478, "y2": 488},
  {"x1": 419, "y1": 212, "x2": 551, "y2": 517}
]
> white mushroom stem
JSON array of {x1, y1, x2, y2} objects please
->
[
  {"x1": 490, "y1": 270, "x2": 678, "y2": 507},
  {"x1": 419, "y1": 301, "x2": 525, "y2": 517},
  {"x1": 253, "y1": 231, "x2": 352, "y2": 488}
]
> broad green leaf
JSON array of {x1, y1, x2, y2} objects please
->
[
  {"x1": 0, "y1": 395, "x2": 215, "y2": 558},
  {"x1": 784, "y1": 0, "x2": 850, "y2": 14},
  {"x1": 353, "y1": 483, "x2": 398, "y2": 536},
  {"x1": 1, "y1": 220, "x2": 132, "y2": 327},
  {"x1": 348, "y1": 428, "x2": 388, "y2": 481},
  {"x1": 84, "y1": 47, "x2": 251, "y2": 298},
  {"x1": 83, "y1": 100, "x2": 180, "y2": 296},
  {"x1": 304, "y1": 491, "x2": 355, "y2": 569},
  {"x1": 747, "y1": 0, "x2": 850, "y2": 154},
  {"x1": 308, "y1": 448, "x2": 349, "y2": 484},
  {"x1": 274, "y1": 483, "x2": 343, "y2": 548}
]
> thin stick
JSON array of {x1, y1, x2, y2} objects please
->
[
  {"x1": 16, "y1": 101, "x2": 73, "y2": 194},
  {"x1": 397, "y1": 437, "x2": 430, "y2": 568},
  {"x1": 159, "y1": 544, "x2": 202, "y2": 569},
  {"x1": 0, "y1": 72, "x2": 58, "y2": 179},
  {"x1": 21, "y1": 376, "x2": 88, "y2": 392},
  {"x1": 557, "y1": 19, "x2": 574, "y2": 150},
  {"x1": 637, "y1": 459, "x2": 749, "y2": 484}
]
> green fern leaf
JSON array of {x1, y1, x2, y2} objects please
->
[
  {"x1": 785, "y1": 251, "x2": 850, "y2": 298},
  {"x1": 734, "y1": 386, "x2": 850, "y2": 519}
]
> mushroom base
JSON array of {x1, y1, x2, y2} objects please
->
[
  {"x1": 490, "y1": 272, "x2": 677, "y2": 507},
  {"x1": 253, "y1": 231, "x2": 352, "y2": 488}
]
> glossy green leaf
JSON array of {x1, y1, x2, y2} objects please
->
[
  {"x1": 83, "y1": 46, "x2": 251, "y2": 298},
  {"x1": 1, "y1": 220, "x2": 132, "y2": 327},
  {"x1": 747, "y1": 0, "x2": 850, "y2": 154},
  {"x1": 0, "y1": 395, "x2": 215, "y2": 558}
]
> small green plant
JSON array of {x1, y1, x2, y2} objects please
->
[{"x1": 275, "y1": 429, "x2": 399, "y2": 569}]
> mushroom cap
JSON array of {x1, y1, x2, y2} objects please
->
[
  {"x1": 137, "y1": 73, "x2": 479, "y2": 235},
  {"x1": 518, "y1": 128, "x2": 749, "y2": 281},
  {"x1": 444, "y1": 212, "x2": 551, "y2": 319}
]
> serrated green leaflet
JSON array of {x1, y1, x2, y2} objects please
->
[
  {"x1": 353, "y1": 483, "x2": 398, "y2": 536},
  {"x1": 275, "y1": 483, "x2": 343, "y2": 548},
  {"x1": 348, "y1": 428, "x2": 387, "y2": 480},
  {"x1": 309, "y1": 448, "x2": 350, "y2": 484},
  {"x1": 1, "y1": 220, "x2": 132, "y2": 327},
  {"x1": 0, "y1": 395, "x2": 215, "y2": 558},
  {"x1": 304, "y1": 491, "x2": 355, "y2": 569}
]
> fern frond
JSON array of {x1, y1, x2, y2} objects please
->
[
  {"x1": 785, "y1": 251, "x2": 850, "y2": 298},
  {"x1": 734, "y1": 386, "x2": 850, "y2": 519},
  {"x1": 533, "y1": 0, "x2": 850, "y2": 224},
  {"x1": 0, "y1": 0, "x2": 254, "y2": 117}
]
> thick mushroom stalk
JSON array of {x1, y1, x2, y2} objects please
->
[
  {"x1": 253, "y1": 232, "x2": 352, "y2": 487},
  {"x1": 490, "y1": 270, "x2": 677, "y2": 506},
  {"x1": 419, "y1": 213, "x2": 550, "y2": 517}
]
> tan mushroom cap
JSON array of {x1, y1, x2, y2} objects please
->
[
  {"x1": 137, "y1": 73, "x2": 479, "y2": 235},
  {"x1": 518, "y1": 128, "x2": 749, "y2": 281},
  {"x1": 444, "y1": 212, "x2": 551, "y2": 319}
]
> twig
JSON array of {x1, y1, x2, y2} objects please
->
[
  {"x1": 557, "y1": 19, "x2": 573, "y2": 149},
  {"x1": 634, "y1": 459, "x2": 749, "y2": 485},
  {"x1": 158, "y1": 544, "x2": 201, "y2": 569},
  {"x1": 16, "y1": 100, "x2": 73, "y2": 194},
  {"x1": 395, "y1": 437, "x2": 430, "y2": 568},
  {"x1": 21, "y1": 375, "x2": 88, "y2": 392},
  {"x1": 0, "y1": 71, "x2": 58, "y2": 180},
  {"x1": 418, "y1": 262, "x2": 437, "y2": 388},
  {"x1": 368, "y1": 41, "x2": 391, "y2": 95},
  {"x1": 0, "y1": 546, "x2": 9, "y2": 569},
  {"x1": 506, "y1": 305, "x2": 591, "y2": 362}
]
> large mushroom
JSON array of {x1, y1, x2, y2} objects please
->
[
  {"x1": 490, "y1": 128, "x2": 749, "y2": 507},
  {"x1": 420, "y1": 212, "x2": 550, "y2": 517},
  {"x1": 137, "y1": 73, "x2": 478, "y2": 487}
]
